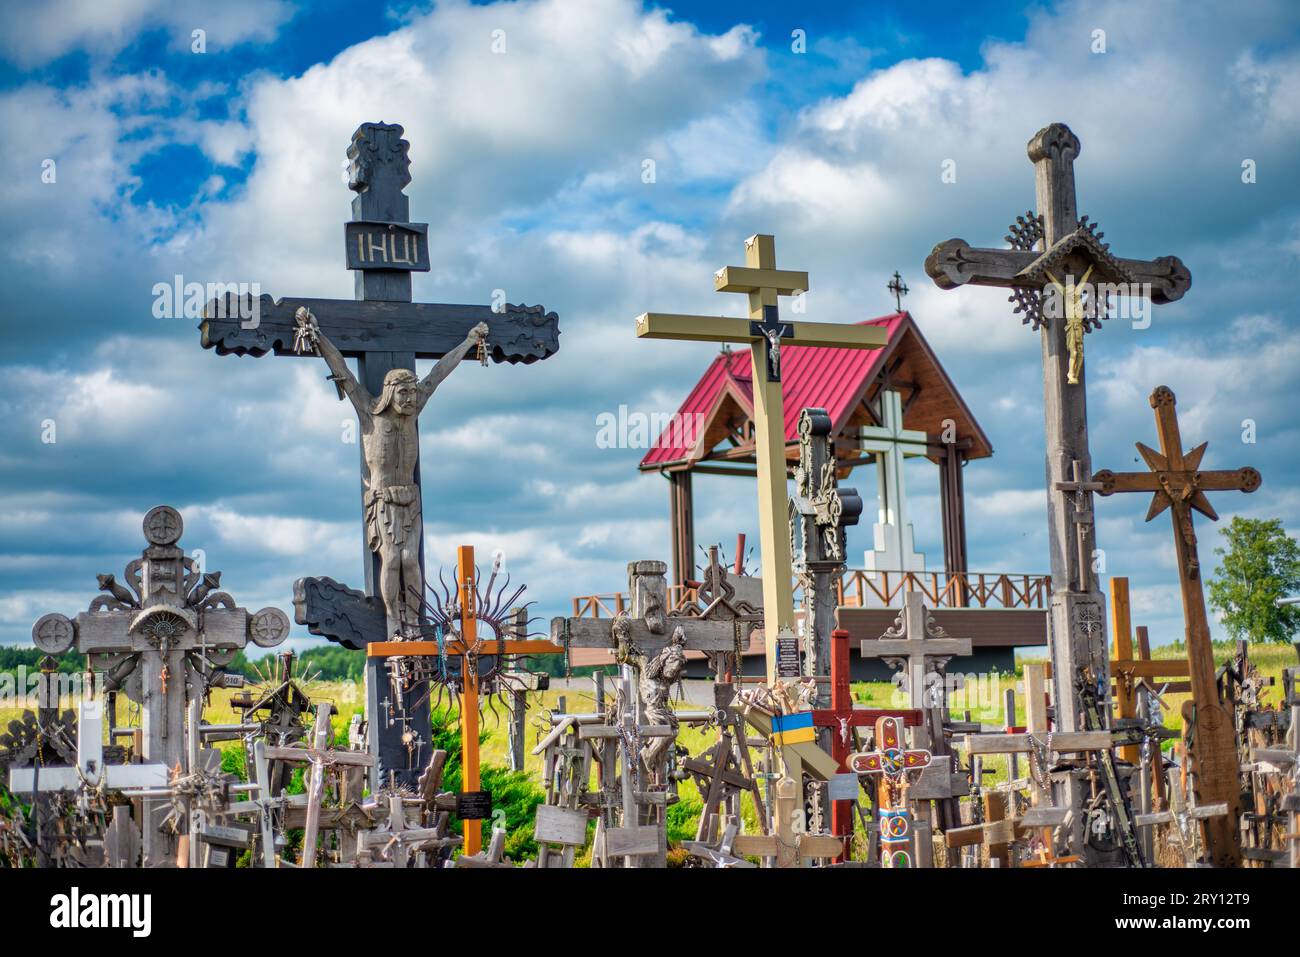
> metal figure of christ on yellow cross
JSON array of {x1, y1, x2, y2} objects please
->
[{"x1": 636, "y1": 235, "x2": 889, "y2": 683}]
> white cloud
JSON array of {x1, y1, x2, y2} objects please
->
[{"x1": 0, "y1": 0, "x2": 295, "y2": 67}]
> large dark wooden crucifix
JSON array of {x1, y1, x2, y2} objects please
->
[
  {"x1": 924, "y1": 123, "x2": 1191, "y2": 862},
  {"x1": 1093, "y1": 385, "x2": 1260, "y2": 867},
  {"x1": 199, "y1": 122, "x2": 560, "y2": 787}
]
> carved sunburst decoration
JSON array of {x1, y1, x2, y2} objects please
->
[{"x1": 129, "y1": 605, "x2": 196, "y2": 647}]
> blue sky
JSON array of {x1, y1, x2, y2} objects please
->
[{"x1": 1, "y1": 0, "x2": 1298, "y2": 655}]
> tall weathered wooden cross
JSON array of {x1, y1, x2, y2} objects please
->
[
  {"x1": 924, "y1": 123, "x2": 1191, "y2": 859},
  {"x1": 1093, "y1": 385, "x2": 1261, "y2": 867},
  {"x1": 199, "y1": 122, "x2": 560, "y2": 787},
  {"x1": 637, "y1": 235, "x2": 888, "y2": 682}
]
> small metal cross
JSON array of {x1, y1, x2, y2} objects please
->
[{"x1": 887, "y1": 271, "x2": 909, "y2": 312}]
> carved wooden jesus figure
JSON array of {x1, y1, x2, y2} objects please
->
[{"x1": 296, "y1": 307, "x2": 488, "y2": 637}]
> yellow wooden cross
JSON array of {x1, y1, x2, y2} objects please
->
[{"x1": 636, "y1": 234, "x2": 889, "y2": 683}]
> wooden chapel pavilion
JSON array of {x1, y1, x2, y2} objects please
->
[
  {"x1": 567, "y1": 308, "x2": 1052, "y2": 677},
  {"x1": 641, "y1": 309, "x2": 989, "y2": 585}
]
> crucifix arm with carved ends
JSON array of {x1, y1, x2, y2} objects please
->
[
  {"x1": 1091, "y1": 386, "x2": 1262, "y2": 522},
  {"x1": 201, "y1": 295, "x2": 558, "y2": 363},
  {"x1": 924, "y1": 242, "x2": 1191, "y2": 303},
  {"x1": 549, "y1": 616, "x2": 736, "y2": 656}
]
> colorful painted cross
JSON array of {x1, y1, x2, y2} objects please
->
[
  {"x1": 848, "y1": 715, "x2": 932, "y2": 867},
  {"x1": 811, "y1": 627, "x2": 921, "y2": 853},
  {"x1": 636, "y1": 234, "x2": 889, "y2": 682}
]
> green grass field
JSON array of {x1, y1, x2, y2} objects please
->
[{"x1": 3, "y1": 641, "x2": 1293, "y2": 862}]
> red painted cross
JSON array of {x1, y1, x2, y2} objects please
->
[{"x1": 812, "y1": 628, "x2": 921, "y2": 851}]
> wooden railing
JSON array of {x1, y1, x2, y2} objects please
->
[
  {"x1": 570, "y1": 585, "x2": 698, "y2": 619},
  {"x1": 569, "y1": 570, "x2": 1050, "y2": 619},
  {"x1": 832, "y1": 570, "x2": 1052, "y2": 611}
]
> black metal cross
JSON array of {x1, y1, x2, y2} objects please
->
[
  {"x1": 198, "y1": 122, "x2": 561, "y2": 786},
  {"x1": 887, "y1": 270, "x2": 909, "y2": 312}
]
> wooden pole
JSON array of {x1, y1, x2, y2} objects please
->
[
  {"x1": 1135, "y1": 625, "x2": 1168, "y2": 811},
  {"x1": 458, "y1": 544, "x2": 482, "y2": 857},
  {"x1": 829, "y1": 628, "x2": 853, "y2": 855},
  {"x1": 743, "y1": 237, "x2": 797, "y2": 684},
  {"x1": 1291, "y1": 703, "x2": 1300, "y2": 869},
  {"x1": 1110, "y1": 578, "x2": 1139, "y2": 764}
]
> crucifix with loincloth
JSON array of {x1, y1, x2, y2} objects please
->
[
  {"x1": 849, "y1": 715, "x2": 932, "y2": 867},
  {"x1": 367, "y1": 544, "x2": 563, "y2": 856},
  {"x1": 27, "y1": 505, "x2": 289, "y2": 866},
  {"x1": 550, "y1": 560, "x2": 740, "y2": 679},
  {"x1": 636, "y1": 234, "x2": 889, "y2": 683},
  {"x1": 552, "y1": 560, "x2": 740, "y2": 866},
  {"x1": 1093, "y1": 384, "x2": 1261, "y2": 867},
  {"x1": 199, "y1": 122, "x2": 559, "y2": 789},
  {"x1": 924, "y1": 123, "x2": 1192, "y2": 861}
]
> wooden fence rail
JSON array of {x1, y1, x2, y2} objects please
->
[{"x1": 570, "y1": 570, "x2": 1050, "y2": 619}]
